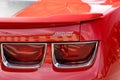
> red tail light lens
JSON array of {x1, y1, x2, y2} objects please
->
[
  {"x1": 1, "y1": 43, "x2": 46, "y2": 69},
  {"x1": 52, "y1": 41, "x2": 98, "y2": 68}
]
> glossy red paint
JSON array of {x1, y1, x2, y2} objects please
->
[
  {"x1": 0, "y1": 14, "x2": 103, "y2": 23},
  {"x1": 80, "y1": 7, "x2": 120, "y2": 80},
  {"x1": 0, "y1": 0, "x2": 120, "y2": 80},
  {"x1": 0, "y1": 25, "x2": 79, "y2": 42}
]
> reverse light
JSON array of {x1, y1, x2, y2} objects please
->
[
  {"x1": 1, "y1": 43, "x2": 46, "y2": 69},
  {"x1": 52, "y1": 41, "x2": 98, "y2": 69}
]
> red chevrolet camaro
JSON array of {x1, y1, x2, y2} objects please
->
[{"x1": 0, "y1": 0, "x2": 120, "y2": 80}]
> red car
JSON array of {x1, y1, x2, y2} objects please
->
[{"x1": 0, "y1": 0, "x2": 120, "y2": 80}]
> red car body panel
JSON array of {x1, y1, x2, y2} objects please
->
[{"x1": 0, "y1": 0, "x2": 120, "y2": 80}]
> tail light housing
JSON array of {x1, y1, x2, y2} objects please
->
[
  {"x1": 1, "y1": 43, "x2": 46, "y2": 69},
  {"x1": 52, "y1": 41, "x2": 98, "y2": 69}
]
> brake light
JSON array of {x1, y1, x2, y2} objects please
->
[
  {"x1": 52, "y1": 41, "x2": 98, "y2": 68},
  {"x1": 1, "y1": 43, "x2": 46, "y2": 69}
]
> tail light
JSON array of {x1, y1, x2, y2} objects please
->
[
  {"x1": 52, "y1": 41, "x2": 98, "y2": 69},
  {"x1": 1, "y1": 43, "x2": 46, "y2": 69}
]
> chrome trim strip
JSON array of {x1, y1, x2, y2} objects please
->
[
  {"x1": 52, "y1": 41, "x2": 98, "y2": 69},
  {"x1": 81, "y1": 0, "x2": 106, "y2": 4},
  {"x1": 1, "y1": 43, "x2": 47, "y2": 69}
]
